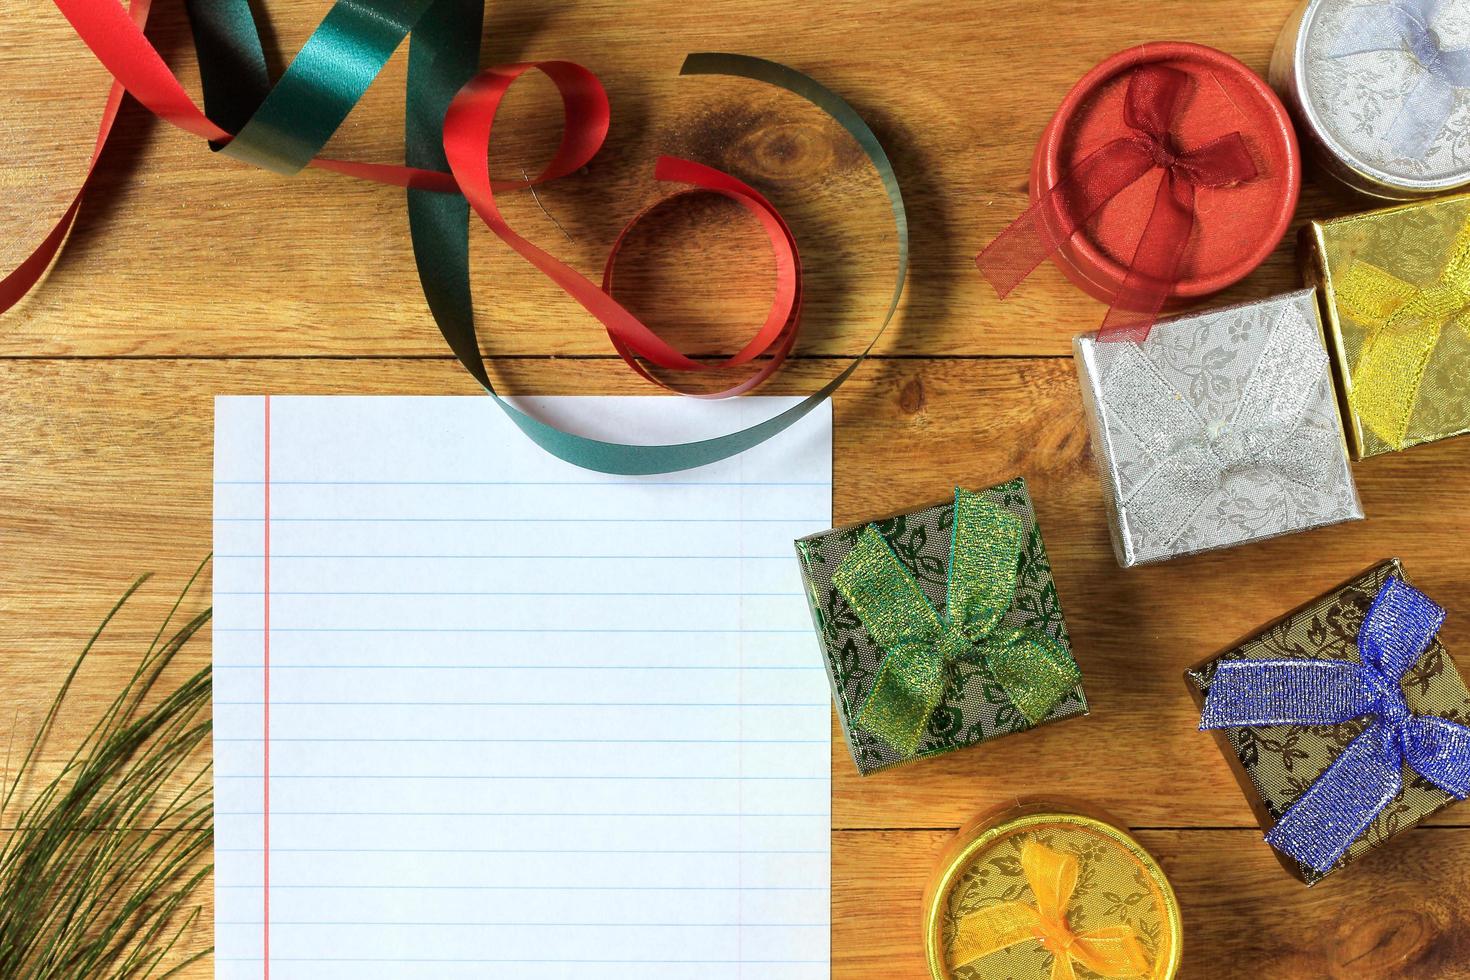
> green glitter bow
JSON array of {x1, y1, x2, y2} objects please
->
[{"x1": 831, "y1": 489, "x2": 1081, "y2": 757}]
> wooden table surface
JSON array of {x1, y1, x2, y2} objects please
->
[{"x1": 4, "y1": 1, "x2": 1470, "y2": 977}]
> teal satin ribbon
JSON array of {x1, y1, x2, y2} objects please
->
[
  {"x1": 182, "y1": 0, "x2": 269, "y2": 139},
  {"x1": 227, "y1": 0, "x2": 439, "y2": 174},
  {"x1": 405, "y1": 0, "x2": 484, "y2": 399},
  {"x1": 182, "y1": 3, "x2": 908, "y2": 474}
]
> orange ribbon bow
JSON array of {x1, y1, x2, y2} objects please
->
[{"x1": 950, "y1": 841, "x2": 1152, "y2": 980}]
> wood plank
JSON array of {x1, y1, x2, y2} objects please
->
[
  {"x1": 4, "y1": 356, "x2": 1470, "y2": 835},
  {"x1": 4, "y1": 823, "x2": 1467, "y2": 979},
  {"x1": 834, "y1": 828, "x2": 1470, "y2": 979},
  {"x1": 3, "y1": 0, "x2": 1341, "y2": 360}
]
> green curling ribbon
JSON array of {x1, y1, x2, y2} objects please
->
[
  {"x1": 831, "y1": 489, "x2": 1081, "y2": 758},
  {"x1": 425, "y1": 50, "x2": 910, "y2": 474},
  {"x1": 186, "y1": 5, "x2": 909, "y2": 474},
  {"x1": 182, "y1": 0, "x2": 270, "y2": 139},
  {"x1": 225, "y1": 0, "x2": 438, "y2": 174},
  {"x1": 406, "y1": 0, "x2": 489, "y2": 405}
]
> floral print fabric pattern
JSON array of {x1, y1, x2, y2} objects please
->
[
  {"x1": 1075, "y1": 289, "x2": 1362, "y2": 566},
  {"x1": 1187, "y1": 559, "x2": 1470, "y2": 883},
  {"x1": 1310, "y1": 193, "x2": 1470, "y2": 457},
  {"x1": 795, "y1": 479, "x2": 1087, "y2": 775},
  {"x1": 943, "y1": 821, "x2": 1175, "y2": 980}
]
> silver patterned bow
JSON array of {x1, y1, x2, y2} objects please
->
[
  {"x1": 1330, "y1": 0, "x2": 1470, "y2": 158},
  {"x1": 1097, "y1": 306, "x2": 1345, "y2": 558}
]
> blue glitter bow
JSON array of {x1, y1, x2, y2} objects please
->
[
  {"x1": 1200, "y1": 576, "x2": 1470, "y2": 874},
  {"x1": 1330, "y1": 0, "x2": 1470, "y2": 158}
]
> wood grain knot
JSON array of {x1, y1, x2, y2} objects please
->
[
  {"x1": 898, "y1": 376, "x2": 926, "y2": 416},
  {"x1": 676, "y1": 101, "x2": 861, "y2": 186},
  {"x1": 728, "y1": 122, "x2": 837, "y2": 183},
  {"x1": 1330, "y1": 907, "x2": 1436, "y2": 978}
]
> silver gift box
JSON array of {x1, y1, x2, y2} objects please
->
[
  {"x1": 1271, "y1": 0, "x2": 1470, "y2": 200},
  {"x1": 1075, "y1": 289, "x2": 1364, "y2": 567}
]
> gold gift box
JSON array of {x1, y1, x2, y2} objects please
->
[
  {"x1": 922, "y1": 802, "x2": 1183, "y2": 980},
  {"x1": 1302, "y1": 193, "x2": 1470, "y2": 458}
]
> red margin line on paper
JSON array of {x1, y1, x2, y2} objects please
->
[{"x1": 263, "y1": 394, "x2": 272, "y2": 978}]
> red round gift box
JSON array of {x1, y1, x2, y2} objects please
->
[{"x1": 1029, "y1": 42, "x2": 1301, "y2": 307}]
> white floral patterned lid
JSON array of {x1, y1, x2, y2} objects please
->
[{"x1": 1276, "y1": 0, "x2": 1470, "y2": 196}]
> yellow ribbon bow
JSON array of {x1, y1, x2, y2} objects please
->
[
  {"x1": 1336, "y1": 218, "x2": 1470, "y2": 451},
  {"x1": 951, "y1": 841, "x2": 1152, "y2": 980}
]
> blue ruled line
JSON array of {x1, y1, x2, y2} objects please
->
[
  {"x1": 214, "y1": 591, "x2": 796, "y2": 596},
  {"x1": 216, "y1": 516, "x2": 824, "y2": 523},
  {"x1": 213, "y1": 554, "x2": 796, "y2": 559},
  {"x1": 211, "y1": 737, "x2": 826, "y2": 744},
  {"x1": 215, "y1": 774, "x2": 826, "y2": 781},
  {"x1": 214, "y1": 958, "x2": 828, "y2": 964},
  {"x1": 213, "y1": 701, "x2": 827, "y2": 707},
  {"x1": 214, "y1": 847, "x2": 827, "y2": 853},
  {"x1": 215, "y1": 884, "x2": 825, "y2": 891},
  {"x1": 217, "y1": 811, "x2": 824, "y2": 818},
  {"x1": 213, "y1": 627, "x2": 810, "y2": 633},
  {"x1": 218, "y1": 921, "x2": 828, "y2": 927},
  {"x1": 211, "y1": 664, "x2": 819, "y2": 670},
  {"x1": 213, "y1": 479, "x2": 831, "y2": 486}
]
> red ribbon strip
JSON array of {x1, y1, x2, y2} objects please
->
[
  {"x1": 17, "y1": 1, "x2": 799, "y2": 392},
  {"x1": 0, "y1": 0, "x2": 151, "y2": 316},
  {"x1": 442, "y1": 62, "x2": 801, "y2": 395},
  {"x1": 976, "y1": 65, "x2": 1258, "y2": 342}
]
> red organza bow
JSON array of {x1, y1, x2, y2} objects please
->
[{"x1": 977, "y1": 64, "x2": 1259, "y2": 341}]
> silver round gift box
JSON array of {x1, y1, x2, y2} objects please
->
[{"x1": 1271, "y1": 0, "x2": 1470, "y2": 200}]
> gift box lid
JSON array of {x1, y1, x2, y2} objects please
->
[
  {"x1": 1273, "y1": 0, "x2": 1470, "y2": 200},
  {"x1": 923, "y1": 802, "x2": 1183, "y2": 980},
  {"x1": 1034, "y1": 42, "x2": 1300, "y2": 304}
]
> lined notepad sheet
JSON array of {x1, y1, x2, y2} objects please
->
[{"x1": 212, "y1": 395, "x2": 833, "y2": 979}]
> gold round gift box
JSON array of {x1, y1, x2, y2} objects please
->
[{"x1": 923, "y1": 802, "x2": 1183, "y2": 980}]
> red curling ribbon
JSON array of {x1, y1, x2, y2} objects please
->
[
  {"x1": 602, "y1": 166, "x2": 800, "y2": 397},
  {"x1": 52, "y1": 0, "x2": 455, "y2": 192},
  {"x1": 0, "y1": 0, "x2": 150, "y2": 316},
  {"x1": 442, "y1": 62, "x2": 800, "y2": 395},
  {"x1": 33, "y1": 1, "x2": 799, "y2": 393},
  {"x1": 976, "y1": 65, "x2": 1258, "y2": 342}
]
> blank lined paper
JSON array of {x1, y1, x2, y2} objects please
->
[{"x1": 212, "y1": 395, "x2": 833, "y2": 980}]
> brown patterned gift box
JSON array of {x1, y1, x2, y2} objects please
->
[
  {"x1": 1185, "y1": 559, "x2": 1470, "y2": 884},
  {"x1": 794, "y1": 479, "x2": 1088, "y2": 776}
]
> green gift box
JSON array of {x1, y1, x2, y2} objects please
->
[{"x1": 794, "y1": 479, "x2": 1089, "y2": 775}]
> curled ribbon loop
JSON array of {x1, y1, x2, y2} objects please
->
[
  {"x1": 950, "y1": 841, "x2": 1152, "y2": 980},
  {"x1": 1330, "y1": 0, "x2": 1470, "y2": 158},
  {"x1": 830, "y1": 489, "x2": 1081, "y2": 757},
  {"x1": 25, "y1": 1, "x2": 911, "y2": 474},
  {"x1": 602, "y1": 174, "x2": 801, "y2": 396},
  {"x1": 977, "y1": 65, "x2": 1258, "y2": 342},
  {"x1": 441, "y1": 63, "x2": 801, "y2": 397},
  {"x1": 1201, "y1": 576, "x2": 1470, "y2": 874},
  {"x1": 1335, "y1": 218, "x2": 1470, "y2": 450},
  {"x1": 0, "y1": 0, "x2": 148, "y2": 317}
]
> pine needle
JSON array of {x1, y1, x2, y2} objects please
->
[{"x1": 0, "y1": 560, "x2": 214, "y2": 978}]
